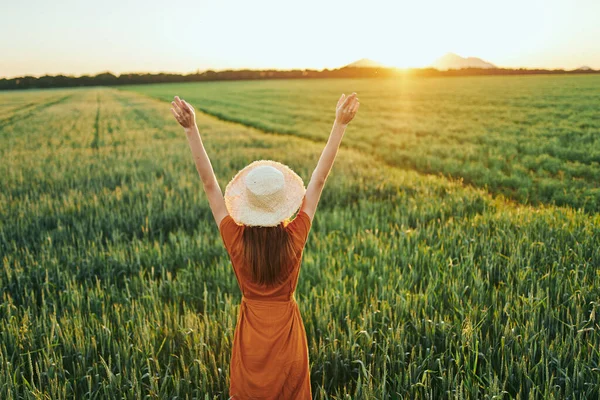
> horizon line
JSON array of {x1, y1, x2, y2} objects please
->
[{"x1": 3, "y1": 64, "x2": 597, "y2": 80}]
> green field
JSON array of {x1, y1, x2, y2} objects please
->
[
  {"x1": 1, "y1": 77, "x2": 599, "y2": 399},
  {"x1": 126, "y1": 75, "x2": 600, "y2": 212}
]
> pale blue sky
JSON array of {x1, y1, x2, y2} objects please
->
[{"x1": 1, "y1": 0, "x2": 599, "y2": 78}]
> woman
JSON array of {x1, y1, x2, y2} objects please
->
[{"x1": 170, "y1": 92, "x2": 360, "y2": 399}]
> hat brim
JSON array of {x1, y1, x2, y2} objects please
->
[{"x1": 224, "y1": 160, "x2": 306, "y2": 227}]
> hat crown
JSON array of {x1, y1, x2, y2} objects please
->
[
  {"x1": 224, "y1": 160, "x2": 305, "y2": 227},
  {"x1": 245, "y1": 165, "x2": 285, "y2": 196}
]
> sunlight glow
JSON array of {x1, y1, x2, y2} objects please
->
[{"x1": 1, "y1": 0, "x2": 599, "y2": 78}]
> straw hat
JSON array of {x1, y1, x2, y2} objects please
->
[{"x1": 224, "y1": 160, "x2": 306, "y2": 227}]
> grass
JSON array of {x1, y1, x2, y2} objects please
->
[
  {"x1": 124, "y1": 75, "x2": 600, "y2": 212},
  {"x1": 0, "y1": 80, "x2": 599, "y2": 399}
]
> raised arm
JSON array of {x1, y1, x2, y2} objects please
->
[
  {"x1": 171, "y1": 96, "x2": 228, "y2": 227},
  {"x1": 300, "y1": 92, "x2": 360, "y2": 221}
]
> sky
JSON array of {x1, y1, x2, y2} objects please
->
[{"x1": 1, "y1": 0, "x2": 599, "y2": 78}]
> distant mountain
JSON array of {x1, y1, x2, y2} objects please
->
[
  {"x1": 344, "y1": 58, "x2": 387, "y2": 68},
  {"x1": 574, "y1": 66, "x2": 594, "y2": 71},
  {"x1": 432, "y1": 53, "x2": 497, "y2": 70}
]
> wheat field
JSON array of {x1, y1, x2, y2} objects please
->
[{"x1": 1, "y1": 77, "x2": 599, "y2": 399}]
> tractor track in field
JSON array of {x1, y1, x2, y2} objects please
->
[
  {"x1": 112, "y1": 90, "x2": 169, "y2": 133},
  {"x1": 118, "y1": 88, "x2": 600, "y2": 215},
  {"x1": 0, "y1": 94, "x2": 73, "y2": 130},
  {"x1": 0, "y1": 101, "x2": 38, "y2": 120},
  {"x1": 115, "y1": 88, "x2": 551, "y2": 216},
  {"x1": 115, "y1": 88, "x2": 392, "y2": 164},
  {"x1": 91, "y1": 92, "x2": 101, "y2": 149},
  {"x1": 122, "y1": 88, "x2": 458, "y2": 192}
]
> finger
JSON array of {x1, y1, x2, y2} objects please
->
[
  {"x1": 337, "y1": 93, "x2": 346, "y2": 107},
  {"x1": 342, "y1": 93, "x2": 356, "y2": 107},
  {"x1": 352, "y1": 101, "x2": 360, "y2": 113},
  {"x1": 179, "y1": 100, "x2": 190, "y2": 115},
  {"x1": 175, "y1": 97, "x2": 188, "y2": 115},
  {"x1": 171, "y1": 100, "x2": 183, "y2": 115},
  {"x1": 182, "y1": 100, "x2": 194, "y2": 113},
  {"x1": 344, "y1": 96, "x2": 357, "y2": 113},
  {"x1": 174, "y1": 96, "x2": 185, "y2": 109},
  {"x1": 170, "y1": 108, "x2": 181, "y2": 121},
  {"x1": 341, "y1": 92, "x2": 357, "y2": 109},
  {"x1": 172, "y1": 100, "x2": 181, "y2": 112}
]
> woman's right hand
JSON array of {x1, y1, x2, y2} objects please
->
[
  {"x1": 335, "y1": 92, "x2": 360, "y2": 125},
  {"x1": 171, "y1": 96, "x2": 197, "y2": 131}
]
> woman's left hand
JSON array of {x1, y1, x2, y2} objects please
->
[{"x1": 171, "y1": 96, "x2": 196, "y2": 129}]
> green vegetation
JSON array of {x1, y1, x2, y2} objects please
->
[
  {"x1": 1, "y1": 83, "x2": 599, "y2": 399},
  {"x1": 2, "y1": 67, "x2": 598, "y2": 91},
  {"x1": 126, "y1": 75, "x2": 600, "y2": 212}
]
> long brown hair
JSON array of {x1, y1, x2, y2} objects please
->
[{"x1": 242, "y1": 222, "x2": 297, "y2": 286}]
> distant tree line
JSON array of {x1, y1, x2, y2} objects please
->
[{"x1": 1, "y1": 66, "x2": 598, "y2": 90}]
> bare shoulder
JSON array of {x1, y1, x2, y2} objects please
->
[
  {"x1": 295, "y1": 209, "x2": 313, "y2": 224},
  {"x1": 298, "y1": 207, "x2": 315, "y2": 224},
  {"x1": 218, "y1": 214, "x2": 231, "y2": 231}
]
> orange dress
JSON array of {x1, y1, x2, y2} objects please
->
[{"x1": 219, "y1": 210, "x2": 313, "y2": 400}]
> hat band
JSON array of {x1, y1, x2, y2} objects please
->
[{"x1": 246, "y1": 186, "x2": 285, "y2": 212}]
